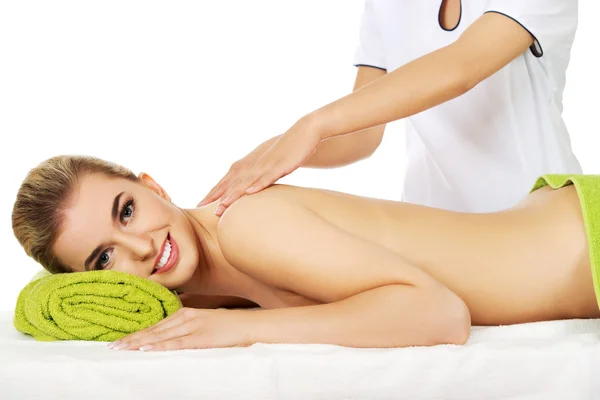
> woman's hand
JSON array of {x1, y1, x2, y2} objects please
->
[
  {"x1": 107, "y1": 307, "x2": 251, "y2": 351},
  {"x1": 213, "y1": 116, "x2": 322, "y2": 216}
]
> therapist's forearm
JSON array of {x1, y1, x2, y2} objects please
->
[
  {"x1": 303, "y1": 66, "x2": 387, "y2": 168},
  {"x1": 303, "y1": 125, "x2": 385, "y2": 168},
  {"x1": 257, "y1": 67, "x2": 386, "y2": 169},
  {"x1": 311, "y1": 44, "x2": 471, "y2": 141},
  {"x1": 309, "y1": 12, "x2": 534, "y2": 141},
  {"x1": 254, "y1": 125, "x2": 384, "y2": 169}
]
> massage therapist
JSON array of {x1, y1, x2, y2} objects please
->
[{"x1": 200, "y1": 0, "x2": 582, "y2": 214}]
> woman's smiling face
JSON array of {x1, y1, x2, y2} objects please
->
[{"x1": 53, "y1": 172, "x2": 200, "y2": 290}]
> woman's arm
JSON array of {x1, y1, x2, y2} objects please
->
[
  {"x1": 313, "y1": 12, "x2": 535, "y2": 139},
  {"x1": 112, "y1": 191, "x2": 470, "y2": 351},
  {"x1": 216, "y1": 191, "x2": 471, "y2": 347}
]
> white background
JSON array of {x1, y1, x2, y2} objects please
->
[{"x1": 0, "y1": 1, "x2": 598, "y2": 312}]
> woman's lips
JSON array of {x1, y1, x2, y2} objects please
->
[{"x1": 154, "y1": 234, "x2": 179, "y2": 275}]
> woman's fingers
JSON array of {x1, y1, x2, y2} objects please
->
[
  {"x1": 108, "y1": 308, "x2": 191, "y2": 349},
  {"x1": 107, "y1": 309, "x2": 248, "y2": 351},
  {"x1": 138, "y1": 334, "x2": 197, "y2": 352},
  {"x1": 122, "y1": 320, "x2": 193, "y2": 350}
]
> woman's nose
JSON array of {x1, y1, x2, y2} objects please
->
[{"x1": 117, "y1": 232, "x2": 155, "y2": 261}]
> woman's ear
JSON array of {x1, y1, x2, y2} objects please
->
[{"x1": 138, "y1": 172, "x2": 172, "y2": 202}]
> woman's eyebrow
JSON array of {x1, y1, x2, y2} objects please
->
[
  {"x1": 83, "y1": 191, "x2": 124, "y2": 271},
  {"x1": 111, "y1": 191, "x2": 125, "y2": 221},
  {"x1": 84, "y1": 247, "x2": 101, "y2": 271}
]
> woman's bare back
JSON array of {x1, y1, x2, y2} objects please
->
[{"x1": 261, "y1": 184, "x2": 600, "y2": 325}]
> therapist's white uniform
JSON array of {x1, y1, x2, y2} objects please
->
[{"x1": 354, "y1": 0, "x2": 582, "y2": 213}]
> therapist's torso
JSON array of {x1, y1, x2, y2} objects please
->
[{"x1": 354, "y1": 0, "x2": 582, "y2": 213}]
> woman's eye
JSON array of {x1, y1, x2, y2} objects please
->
[
  {"x1": 120, "y1": 199, "x2": 134, "y2": 223},
  {"x1": 96, "y1": 250, "x2": 111, "y2": 270}
]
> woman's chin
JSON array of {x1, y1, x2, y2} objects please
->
[{"x1": 163, "y1": 263, "x2": 198, "y2": 292}]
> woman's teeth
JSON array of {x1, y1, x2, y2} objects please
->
[{"x1": 156, "y1": 239, "x2": 172, "y2": 269}]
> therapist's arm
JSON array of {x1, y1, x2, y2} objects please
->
[
  {"x1": 198, "y1": 67, "x2": 386, "y2": 207},
  {"x1": 304, "y1": 66, "x2": 386, "y2": 168},
  {"x1": 311, "y1": 12, "x2": 535, "y2": 140},
  {"x1": 252, "y1": 67, "x2": 387, "y2": 169}
]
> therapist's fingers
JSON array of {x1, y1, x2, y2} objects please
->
[
  {"x1": 245, "y1": 172, "x2": 281, "y2": 194},
  {"x1": 214, "y1": 173, "x2": 263, "y2": 216},
  {"x1": 214, "y1": 127, "x2": 322, "y2": 216},
  {"x1": 198, "y1": 173, "x2": 234, "y2": 207},
  {"x1": 215, "y1": 164, "x2": 287, "y2": 216},
  {"x1": 198, "y1": 162, "x2": 247, "y2": 207}
]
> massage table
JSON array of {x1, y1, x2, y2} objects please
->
[{"x1": 1, "y1": 310, "x2": 599, "y2": 399}]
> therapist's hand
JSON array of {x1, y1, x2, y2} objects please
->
[
  {"x1": 197, "y1": 136, "x2": 277, "y2": 207},
  {"x1": 213, "y1": 116, "x2": 322, "y2": 217},
  {"x1": 107, "y1": 307, "x2": 250, "y2": 351}
]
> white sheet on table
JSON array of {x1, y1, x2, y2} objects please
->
[{"x1": 1, "y1": 311, "x2": 599, "y2": 400}]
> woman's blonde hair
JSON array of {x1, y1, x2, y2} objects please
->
[{"x1": 12, "y1": 155, "x2": 138, "y2": 274}]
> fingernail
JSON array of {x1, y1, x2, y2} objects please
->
[
  {"x1": 139, "y1": 345, "x2": 153, "y2": 352},
  {"x1": 246, "y1": 186, "x2": 255, "y2": 193},
  {"x1": 215, "y1": 205, "x2": 224, "y2": 216},
  {"x1": 107, "y1": 340, "x2": 120, "y2": 349},
  {"x1": 113, "y1": 342, "x2": 130, "y2": 350}
]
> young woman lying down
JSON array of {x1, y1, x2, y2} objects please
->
[{"x1": 11, "y1": 155, "x2": 600, "y2": 351}]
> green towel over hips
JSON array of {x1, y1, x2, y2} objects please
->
[
  {"x1": 531, "y1": 174, "x2": 600, "y2": 310},
  {"x1": 13, "y1": 270, "x2": 182, "y2": 342}
]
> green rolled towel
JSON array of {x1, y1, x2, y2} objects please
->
[
  {"x1": 530, "y1": 174, "x2": 600, "y2": 310},
  {"x1": 13, "y1": 270, "x2": 182, "y2": 342}
]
